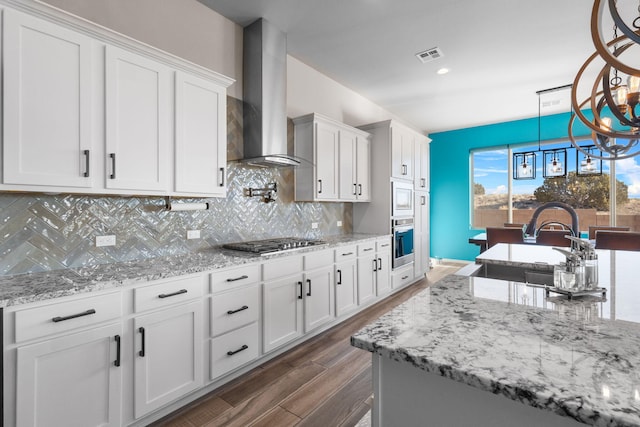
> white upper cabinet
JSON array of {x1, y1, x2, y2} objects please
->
[
  {"x1": 391, "y1": 125, "x2": 415, "y2": 180},
  {"x1": 0, "y1": 2, "x2": 233, "y2": 196},
  {"x1": 105, "y1": 46, "x2": 170, "y2": 192},
  {"x1": 3, "y1": 9, "x2": 94, "y2": 188},
  {"x1": 294, "y1": 113, "x2": 371, "y2": 202},
  {"x1": 175, "y1": 71, "x2": 227, "y2": 196},
  {"x1": 414, "y1": 135, "x2": 431, "y2": 190}
]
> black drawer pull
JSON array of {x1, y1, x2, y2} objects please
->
[
  {"x1": 138, "y1": 327, "x2": 146, "y2": 357},
  {"x1": 337, "y1": 269, "x2": 342, "y2": 285},
  {"x1": 306, "y1": 279, "x2": 312, "y2": 297},
  {"x1": 363, "y1": 248, "x2": 373, "y2": 252},
  {"x1": 114, "y1": 335, "x2": 121, "y2": 367},
  {"x1": 227, "y1": 305, "x2": 249, "y2": 315},
  {"x1": 373, "y1": 259, "x2": 378, "y2": 272},
  {"x1": 401, "y1": 275, "x2": 409, "y2": 280},
  {"x1": 380, "y1": 243, "x2": 390, "y2": 247},
  {"x1": 298, "y1": 281, "x2": 303, "y2": 299},
  {"x1": 158, "y1": 289, "x2": 187, "y2": 299},
  {"x1": 226, "y1": 275, "x2": 249, "y2": 282},
  {"x1": 341, "y1": 252, "x2": 354, "y2": 256},
  {"x1": 378, "y1": 258, "x2": 382, "y2": 271},
  {"x1": 52, "y1": 309, "x2": 96, "y2": 323},
  {"x1": 227, "y1": 344, "x2": 249, "y2": 356}
]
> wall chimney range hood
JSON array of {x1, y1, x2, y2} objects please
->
[{"x1": 240, "y1": 18, "x2": 301, "y2": 167}]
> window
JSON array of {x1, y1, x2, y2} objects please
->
[{"x1": 470, "y1": 139, "x2": 639, "y2": 234}]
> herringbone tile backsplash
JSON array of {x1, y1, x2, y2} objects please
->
[{"x1": 0, "y1": 97, "x2": 352, "y2": 275}]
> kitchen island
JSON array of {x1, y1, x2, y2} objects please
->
[{"x1": 351, "y1": 245, "x2": 640, "y2": 426}]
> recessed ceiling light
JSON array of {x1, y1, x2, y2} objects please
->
[{"x1": 436, "y1": 68, "x2": 449, "y2": 75}]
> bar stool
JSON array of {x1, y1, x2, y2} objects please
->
[
  {"x1": 486, "y1": 227, "x2": 524, "y2": 249},
  {"x1": 588, "y1": 226, "x2": 630, "y2": 240},
  {"x1": 535, "y1": 230, "x2": 571, "y2": 247}
]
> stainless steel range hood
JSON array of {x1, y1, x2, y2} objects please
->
[{"x1": 240, "y1": 18, "x2": 301, "y2": 167}]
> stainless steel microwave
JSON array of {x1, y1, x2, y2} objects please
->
[{"x1": 391, "y1": 180, "x2": 413, "y2": 218}]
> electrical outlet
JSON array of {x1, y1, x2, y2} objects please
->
[
  {"x1": 311, "y1": 222, "x2": 319, "y2": 229},
  {"x1": 187, "y1": 230, "x2": 201, "y2": 240},
  {"x1": 96, "y1": 235, "x2": 116, "y2": 247},
  {"x1": 337, "y1": 220, "x2": 343, "y2": 227}
]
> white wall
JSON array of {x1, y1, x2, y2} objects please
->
[{"x1": 41, "y1": 0, "x2": 408, "y2": 129}]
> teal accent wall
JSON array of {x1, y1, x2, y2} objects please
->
[{"x1": 429, "y1": 111, "x2": 591, "y2": 261}]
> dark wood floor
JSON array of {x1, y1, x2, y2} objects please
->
[{"x1": 154, "y1": 263, "x2": 463, "y2": 427}]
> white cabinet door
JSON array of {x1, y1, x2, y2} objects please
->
[
  {"x1": 391, "y1": 126, "x2": 414, "y2": 180},
  {"x1": 357, "y1": 256, "x2": 376, "y2": 305},
  {"x1": 314, "y1": 121, "x2": 339, "y2": 200},
  {"x1": 134, "y1": 300, "x2": 203, "y2": 418},
  {"x1": 105, "y1": 45, "x2": 170, "y2": 192},
  {"x1": 356, "y1": 136, "x2": 371, "y2": 201},
  {"x1": 303, "y1": 266, "x2": 334, "y2": 332},
  {"x1": 339, "y1": 130, "x2": 357, "y2": 201},
  {"x1": 376, "y1": 250, "x2": 392, "y2": 296},
  {"x1": 16, "y1": 323, "x2": 122, "y2": 427},
  {"x1": 414, "y1": 137, "x2": 430, "y2": 190},
  {"x1": 335, "y1": 259, "x2": 358, "y2": 316},
  {"x1": 3, "y1": 9, "x2": 93, "y2": 188},
  {"x1": 175, "y1": 71, "x2": 226, "y2": 196},
  {"x1": 415, "y1": 191, "x2": 430, "y2": 277},
  {"x1": 263, "y1": 275, "x2": 304, "y2": 353}
]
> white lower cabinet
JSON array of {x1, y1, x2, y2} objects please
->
[
  {"x1": 303, "y1": 264, "x2": 335, "y2": 333},
  {"x1": 15, "y1": 323, "x2": 122, "y2": 427},
  {"x1": 335, "y1": 245, "x2": 358, "y2": 317},
  {"x1": 392, "y1": 264, "x2": 415, "y2": 289},
  {"x1": 133, "y1": 299, "x2": 203, "y2": 418},
  {"x1": 376, "y1": 239, "x2": 392, "y2": 296},
  {"x1": 357, "y1": 242, "x2": 377, "y2": 305}
]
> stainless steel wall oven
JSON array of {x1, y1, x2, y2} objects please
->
[{"x1": 393, "y1": 217, "x2": 414, "y2": 269}]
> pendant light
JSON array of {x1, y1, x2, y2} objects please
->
[
  {"x1": 513, "y1": 152, "x2": 536, "y2": 179},
  {"x1": 576, "y1": 145, "x2": 603, "y2": 176},
  {"x1": 543, "y1": 148, "x2": 567, "y2": 178}
]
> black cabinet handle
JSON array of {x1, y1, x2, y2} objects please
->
[
  {"x1": 363, "y1": 248, "x2": 373, "y2": 252},
  {"x1": 220, "y1": 167, "x2": 225, "y2": 187},
  {"x1": 109, "y1": 153, "x2": 116, "y2": 179},
  {"x1": 227, "y1": 305, "x2": 249, "y2": 315},
  {"x1": 114, "y1": 335, "x2": 121, "y2": 367},
  {"x1": 226, "y1": 275, "x2": 248, "y2": 282},
  {"x1": 341, "y1": 252, "x2": 354, "y2": 256},
  {"x1": 337, "y1": 269, "x2": 342, "y2": 285},
  {"x1": 421, "y1": 195, "x2": 426, "y2": 206},
  {"x1": 402, "y1": 164, "x2": 407, "y2": 175},
  {"x1": 83, "y1": 149, "x2": 90, "y2": 177},
  {"x1": 306, "y1": 279, "x2": 312, "y2": 297},
  {"x1": 421, "y1": 178, "x2": 426, "y2": 188},
  {"x1": 158, "y1": 289, "x2": 187, "y2": 299},
  {"x1": 373, "y1": 259, "x2": 378, "y2": 272},
  {"x1": 401, "y1": 275, "x2": 409, "y2": 280},
  {"x1": 353, "y1": 183, "x2": 357, "y2": 195},
  {"x1": 318, "y1": 179, "x2": 323, "y2": 194},
  {"x1": 138, "y1": 327, "x2": 146, "y2": 357},
  {"x1": 380, "y1": 243, "x2": 390, "y2": 248},
  {"x1": 227, "y1": 344, "x2": 248, "y2": 356},
  {"x1": 298, "y1": 281, "x2": 303, "y2": 299},
  {"x1": 378, "y1": 258, "x2": 382, "y2": 271},
  {"x1": 358, "y1": 184, "x2": 362, "y2": 195},
  {"x1": 52, "y1": 309, "x2": 96, "y2": 323}
]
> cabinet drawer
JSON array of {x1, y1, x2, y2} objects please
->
[
  {"x1": 358, "y1": 241, "x2": 376, "y2": 256},
  {"x1": 377, "y1": 238, "x2": 392, "y2": 252},
  {"x1": 210, "y1": 322, "x2": 259, "y2": 380},
  {"x1": 14, "y1": 291, "x2": 122, "y2": 343},
  {"x1": 211, "y1": 284, "x2": 260, "y2": 337},
  {"x1": 304, "y1": 249, "x2": 334, "y2": 271},
  {"x1": 134, "y1": 274, "x2": 204, "y2": 313},
  {"x1": 392, "y1": 267, "x2": 415, "y2": 289},
  {"x1": 210, "y1": 264, "x2": 261, "y2": 293},
  {"x1": 263, "y1": 255, "x2": 303, "y2": 281},
  {"x1": 335, "y1": 245, "x2": 357, "y2": 262}
]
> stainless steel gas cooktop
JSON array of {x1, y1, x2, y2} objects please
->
[{"x1": 222, "y1": 237, "x2": 326, "y2": 255}]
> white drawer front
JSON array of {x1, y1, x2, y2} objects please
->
[
  {"x1": 262, "y1": 255, "x2": 303, "y2": 281},
  {"x1": 210, "y1": 264, "x2": 261, "y2": 293},
  {"x1": 303, "y1": 249, "x2": 334, "y2": 271},
  {"x1": 134, "y1": 274, "x2": 204, "y2": 313},
  {"x1": 15, "y1": 291, "x2": 122, "y2": 343},
  {"x1": 358, "y1": 241, "x2": 376, "y2": 256},
  {"x1": 392, "y1": 268, "x2": 414, "y2": 289},
  {"x1": 377, "y1": 238, "x2": 392, "y2": 252},
  {"x1": 210, "y1": 322, "x2": 259, "y2": 380},
  {"x1": 211, "y1": 284, "x2": 259, "y2": 337},
  {"x1": 335, "y1": 245, "x2": 357, "y2": 262}
]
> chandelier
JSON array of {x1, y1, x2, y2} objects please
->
[{"x1": 569, "y1": 0, "x2": 640, "y2": 160}]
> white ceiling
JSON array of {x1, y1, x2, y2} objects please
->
[{"x1": 197, "y1": 0, "x2": 619, "y2": 134}]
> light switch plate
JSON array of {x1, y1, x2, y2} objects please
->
[
  {"x1": 311, "y1": 222, "x2": 319, "y2": 229},
  {"x1": 337, "y1": 221, "x2": 343, "y2": 227},
  {"x1": 96, "y1": 235, "x2": 116, "y2": 247},
  {"x1": 187, "y1": 230, "x2": 201, "y2": 239}
]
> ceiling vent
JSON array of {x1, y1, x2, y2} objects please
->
[{"x1": 415, "y1": 47, "x2": 444, "y2": 63}]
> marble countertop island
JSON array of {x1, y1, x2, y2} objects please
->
[
  {"x1": 352, "y1": 246, "x2": 640, "y2": 426},
  {"x1": 0, "y1": 233, "x2": 386, "y2": 307}
]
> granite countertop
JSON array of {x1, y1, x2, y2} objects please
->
[
  {"x1": 351, "y1": 249, "x2": 640, "y2": 426},
  {"x1": 0, "y1": 233, "x2": 387, "y2": 308}
]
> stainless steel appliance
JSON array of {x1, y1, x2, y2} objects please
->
[
  {"x1": 391, "y1": 180, "x2": 413, "y2": 218},
  {"x1": 393, "y1": 218, "x2": 414, "y2": 268},
  {"x1": 223, "y1": 237, "x2": 326, "y2": 255}
]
